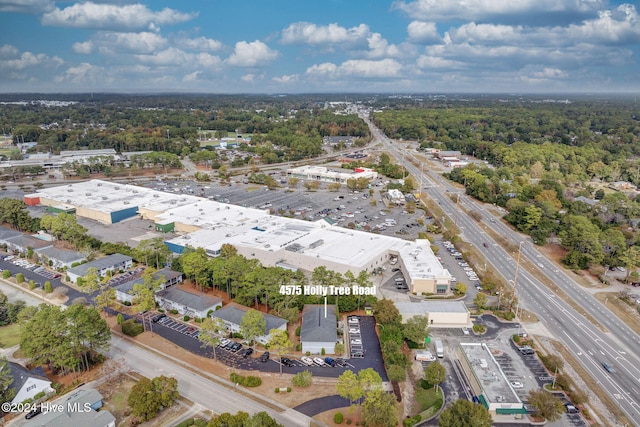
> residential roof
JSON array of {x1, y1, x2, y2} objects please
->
[
  {"x1": 301, "y1": 304, "x2": 337, "y2": 343},
  {"x1": 115, "y1": 268, "x2": 182, "y2": 294},
  {"x1": 23, "y1": 388, "x2": 116, "y2": 427},
  {"x1": 67, "y1": 253, "x2": 132, "y2": 277},
  {"x1": 7, "y1": 362, "x2": 49, "y2": 394},
  {"x1": 211, "y1": 303, "x2": 287, "y2": 332},
  {"x1": 6, "y1": 234, "x2": 52, "y2": 250},
  {"x1": 156, "y1": 287, "x2": 222, "y2": 312},
  {"x1": 35, "y1": 246, "x2": 86, "y2": 263}
]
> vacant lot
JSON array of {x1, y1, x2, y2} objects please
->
[{"x1": 0, "y1": 323, "x2": 22, "y2": 348}]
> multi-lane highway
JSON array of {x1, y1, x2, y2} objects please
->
[{"x1": 363, "y1": 114, "x2": 640, "y2": 425}]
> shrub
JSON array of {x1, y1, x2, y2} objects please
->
[
  {"x1": 334, "y1": 412, "x2": 344, "y2": 424},
  {"x1": 123, "y1": 301, "x2": 131, "y2": 306},
  {"x1": 116, "y1": 313, "x2": 125, "y2": 324},
  {"x1": 232, "y1": 332, "x2": 244, "y2": 339},
  {"x1": 473, "y1": 324, "x2": 486, "y2": 333},
  {"x1": 403, "y1": 415, "x2": 422, "y2": 426},
  {"x1": 387, "y1": 364, "x2": 407, "y2": 382},
  {"x1": 2, "y1": 270, "x2": 10, "y2": 279},
  {"x1": 295, "y1": 325, "x2": 301, "y2": 336},
  {"x1": 305, "y1": 351, "x2": 311, "y2": 356},
  {"x1": 346, "y1": 419, "x2": 352, "y2": 425},
  {"x1": 170, "y1": 309, "x2": 179, "y2": 314},
  {"x1": 28, "y1": 280, "x2": 36, "y2": 290},
  {"x1": 230, "y1": 373, "x2": 262, "y2": 387},
  {"x1": 183, "y1": 315, "x2": 190, "y2": 321},
  {"x1": 292, "y1": 370, "x2": 313, "y2": 387},
  {"x1": 321, "y1": 347, "x2": 326, "y2": 355},
  {"x1": 44, "y1": 281, "x2": 53, "y2": 293},
  {"x1": 76, "y1": 277, "x2": 84, "y2": 287},
  {"x1": 33, "y1": 391, "x2": 46, "y2": 400},
  {"x1": 275, "y1": 388, "x2": 280, "y2": 393},
  {"x1": 16, "y1": 273, "x2": 24, "y2": 283},
  {"x1": 121, "y1": 318, "x2": 144, "y2": 336},
  {"x1": 194, "y1": 317, "x2": 202, "y2": 323},
  {"x1": 512, "y1": 334, "x2": 521, "y2": 343},
  {"x1": 296, "y1": 343, "x2": 302, "y2": 351}
]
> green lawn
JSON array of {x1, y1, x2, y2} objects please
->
[{"x1": 0, "y1": 323, "x2": 23, "y2": 348}]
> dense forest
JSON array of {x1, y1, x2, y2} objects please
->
[
  {"x1": 372, "y1": 97, "x2": 640, "y2": 273},
  {"x1": 0, "y1": 94, "x2": 370, "y2": 161}
]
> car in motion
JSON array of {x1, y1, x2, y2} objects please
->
[{"x1": 602, "y1": 362, "x2": 615, "y2": 373}]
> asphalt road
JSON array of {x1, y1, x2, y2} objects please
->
[
  {"x1": 107, "y1": 335, "x2": 313, "y2": 427},
  {"x1": 363, "y1": 115, "x2": 640, "y2": 424}
]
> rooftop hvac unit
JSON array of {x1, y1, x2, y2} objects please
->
[
  {"x1": 86, "y1": 193, "x2": 91, "y2": 196},
  {"x1": 133, "y1": 190, "x2": 138, "y2": 193},
  {"x1": 67, "y1": 189, "x2": 73, "y2": 192},
  {"x1": 199, "y1": 209, "x2": 203, "y2": 212},
  {"x1": 153, "y1": 194, "x2": 159, "y2": 198},
  {"x1": 102, "y1": 196, "x2": 107, "y2": 200},
  {"x1": 114, "y1": 186, "x2": 119, "y2": 190},
  {"x1": 97, "y1": 183, "x2": 102, "y2": 186},
  {"x1": 124, "y1": 201, "x2": 130, "y2": 205},
  {"x1": 226, "y1": 206, "x2": 230, "y2": 209},
  {"x1": 66, "y1": 199, "x2": 71, "y2": 204}
]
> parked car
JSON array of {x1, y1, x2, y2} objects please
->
[
  {"x1": 565, "y1": 404, "x2": 579, "y2": 414},
  {"x1": 25, "y1": 407, "x2": 42, "y2": 419},
  {"x1": 335, "y1": 358, "x2": 347, "y2": 367},
  {"x1": 301, "y1": 356, "x2": 314, "y2": 366},
  {"x1": 280, "y1": 357, "x2": 295, "y2": 367},
  {"x1": 241, "y1": 348, "x2": 254, "y2": 358},
  {"x1": 313, "y1": 357, "x2": 325, "y2": 366},
  {"x1": 230, "y1": 342, "x2": 243, "y2": 352},
  {"x1": 152, "y1": 313, "x2": 166, "y2": 323},
  {"x1": 219, "y1": 338, "x2": 231, "y2": 347},
  {"x1": 324, "y1": 357, "x2": 336, "y2": 367},
  {"x1": 260, "y1": 351, "x2": 270, "y2": 362},
  {"x1": 510, "y1": 381, "x2": 524, "y2": 389}
]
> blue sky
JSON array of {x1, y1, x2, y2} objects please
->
[{"x1": 0, "y1": 0, "x2": 638, "y2": 93}]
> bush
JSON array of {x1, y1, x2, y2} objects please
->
[
  {"x1": 296, "y1": 343, "x2": 302, "y2": 351},
  {"x1": 2, "y1": 270, "x2": 10, "y2": 279},
  {"x1": 387, "y1": 364, "x2": 407, "y2": 382},
  {"x1": 321, "y1": 347, "x2": 326, "y2": 355},
  {"x1": 473, "y1": 324, "x2": 486, "y2": 333},
  {"x1": 123, "y1": 301, "x2": 131, "y2": 306},
  {"x1": 183, "y1": 315, "x2": 190, "y2": 321},
  {"x1": 295, "y1": 325, "x2": 301, "y2": 336},
  {"x1": 346, "y1": 419, "x2": 352, "y2": 425},
  {"x1": 275, "y1": 388, "x2": 280, "y2": 393},
  {"x1": 232, "y1": 332, "x2": 244, "y2": 339},
  {"x1": 292, "y1": 370, "x2": 313, "y2": 387},
  {"x1": 403, "y1": 415, "x2": 422, "y2": 426},
  {"x1": 121, "y1": 318, "x2": 144, "y2": 336},
  {"x1": 16, "y1": 273, "x2": 24, "y2": 284},
  {"x1": 194, "y1": 317, "x2": 202, "y2": 323},
  {"x1": 28, "y1": 280, "x2": 36, "y2": 290},
  {"x1": 116, "y1": 313, "x2": 124, "y2": 324},
  {"x1": 334, "y1": 412, "x2": 344, "y2": 424},
  {"x1": 44, "y1": 281, "x2": 53, "y2": 293},
  {"x1": 230, "y1": 373, "x2": 262, "y2": 387},
  {"x1": 76, "y1": 277, "x2": 84, "y2": 287},
  {"x1": 33, "y1": 391, "x2": 46, "y2": 400},
  {"x1": 306, "y1": 351, "x2": 311, "y2": 356},
  {"x1": 170, "y1": 309, "x2": 179, "y2": 314},
  {"x1": 174, "y1": 419, "x2": 196, "y2": 427}
]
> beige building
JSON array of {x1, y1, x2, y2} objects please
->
[{"x1": 395, "y1": 301, "x2": 470, "y2": 327}]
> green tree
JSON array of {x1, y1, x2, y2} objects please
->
[
  {"x1": 0, "y1": 357, "x2": 15, "y2": 406},
  {"x1": 198, "y1": 317, "x2": 226, "y2": 360},
  {"x1": 133, "y1": 237, "x2": 171, "y2": 269},
  {"x1": 362, "y1": 388, "x2": 398, "y2": 427},
  {"x1": 402, "y1": 316, "x2": 431, "y2": 345},
  {"x1": 82, "y1": 267, "x2": 100, "y2": 292},
  {"x1": 291, "y1": 370, "x2": 313, "y2": 387},
  {"x1": 94, "y1": 287, "x2": 116, "y2": 313},
  {"x1": 240, "y1": 309, "x2": 266, "y2": 348},
  {"x1": 15, "y1": 273, "x2": 24, "y2": 284},
  {"x1": 373, "y1": 299, "x2": 400, "y2": 325},
  {"x1": 44, "y1": 280, "x2": 53, "y2": 293},
  {"x1": 336, "y1": 370, "x2": 363, "y2": 406},
  {"x1": 127, "y1": 375, "x2": 179, "y2": 421},
  {"x1": 527, "y1": 389, "x2": 565, "y2": 422},
  {"x1": 453, "y1": 282, "x2": 467, "y2": 296},
  {"x1": 473, "y1": 292, "x2": 487, "y2": 310},
  {"x1": 424, "y1": 361, "x2": 446, "y2": 392},
  {"x1": 439, "y1": 399, "x2": 492, "y2": 427},
  {"x1": 266, "y1": 328, "x2": 293, "y2": 375}
]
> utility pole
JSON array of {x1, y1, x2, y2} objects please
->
[{"x1": 454, "y1": 193, "x2": 460, "y2": 226}]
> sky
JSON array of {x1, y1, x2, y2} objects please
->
[{"x1": 0, "y1": 0, "x2": 638, "y2": 94}]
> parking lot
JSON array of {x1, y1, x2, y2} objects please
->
[{"x1": 106, "y1": 266, "x2": 145, "y2": 287}]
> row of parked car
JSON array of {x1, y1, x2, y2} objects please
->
[{"x1": 348, "y1": 316, "x2": 364, "y2": 358}]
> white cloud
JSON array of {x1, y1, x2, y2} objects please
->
[
  {"x1": 392, "y1": 0, "x2": 605, "y2": 22},
  {"x1": 0, "y1": 48, "x2": 62, "y2": 71},
  {"x1": 175, "y1": 36, "x2": 223, "y2": 52},
  {"x1": 281, "y1": 22, "x2": 369, "y2": 46},
  {"x1": 365, "y1": 33, "x2": 402, "y2": 58},
  {"x1": 0, "y1": 0, "x2": 53, "y2": 14},
  {"x1": 272, "y1": 74, "x2": 299, "y2": 84},
  {"x1": 416, "y1": 55, "x2": 465, "y2": 69},
  {"x1": 306, "y1": 59, "x2": 402, "y2": 79},
  {"x1": 226, "y1": 40, "x2": 278, "y2": 67},
  {"x1": 0, "y1": 44, "x2": 19, "y2": 58},
  {"x1": 565, "y1": 4, "x2": 640, "y2": 44},
  {"x1": 72, "y1": 41, "x2": 94, "y2": 55},
  {"x1": 407, "y1": 21, "x2": 440, "y2": 42},
  {"x1": 183, "y1": 71, "x2": 201, "y2": 82},
  {"x1": 241, "y1": 73, "x2": 263, "y2": 82},
  {"x1": 54, "y1": 62, "x2": 105, "y2": 85},
  {"x1": 41, "y1": 2, "x2": 196, "y2": 31}
]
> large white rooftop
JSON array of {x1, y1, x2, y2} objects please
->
[{"x1": 399, "y1": 239, "x2": 451, "y2": 282}]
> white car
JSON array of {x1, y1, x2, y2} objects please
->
[
  {"x1": 351, "y1": 339, "x2": 362, "y2": 345},
  {"x1": 301, "y1": 356, "x2": 314, "y2": 366},
  {"x1": 313, "y1": 357, "x2": 325, "y2": 366},
  {"x1": 462, "y1": 327, "x2": 470, "y2": 335},
  {"x1": 511, "y1": 381, "x2": 524, "y2": 389}
]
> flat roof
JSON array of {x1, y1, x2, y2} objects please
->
[
  {"x1": 460, "y1": 343, "x2": 522, "y2": 408},
  {"x1": 400, "y1": 239, "x2": 451, "y2": 283},
  {"x1": 396, "y1": 301, "x2": 469, "y2": 316}
]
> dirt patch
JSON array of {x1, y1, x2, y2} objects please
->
[{"x1": 315, "y1": 407, "x2": 363, "y2": 427}]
